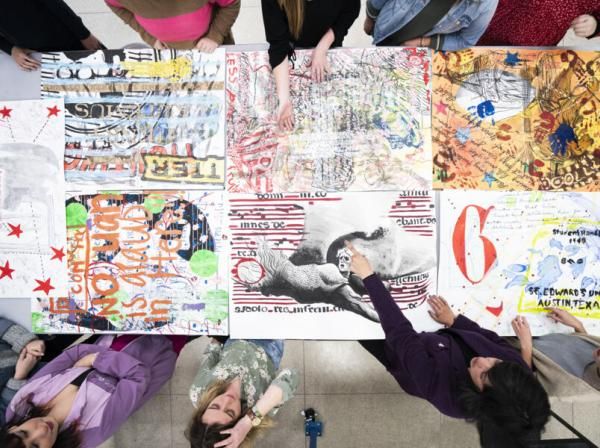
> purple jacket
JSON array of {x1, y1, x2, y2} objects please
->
[
  {"x1": 364, "y1": 274, "x2": 528, "y2": 418},
  {"x1": 6, "y1": 335, "x2": 177, "y2": 448}
]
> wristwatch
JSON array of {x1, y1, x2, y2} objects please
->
[{"x1": 246, "y1": 406, "x2": 263, "y2": 427}]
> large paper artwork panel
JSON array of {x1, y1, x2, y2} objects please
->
[
  {"x1": 439, "y1": 191, "x2": 600, "y2": 336},
  {"x1": 32, "y1": 191, "x2": 228, "y2": 334},
  {"x1": 432, "y1": 49, "x2": 600, "y2": 191},
  {"x1": 228, "y1": 191, "x2": 437, "y2": 339},
  {"x1": 0, "y1": 99, "x2": 68, "y2": 299},
  {"x1": 227, "y1": 48, "x2": 432, "y2": 193},
  {"x1": 41, "y1": 49, "x2": 226, "y2": 189}
]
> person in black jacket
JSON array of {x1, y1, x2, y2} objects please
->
[
  {"x1": 0, "y1": 0, "x2": 103, "y2": 71},
  {"x1": 261, "y1": 0, "x2": 360, "y2": 131}
]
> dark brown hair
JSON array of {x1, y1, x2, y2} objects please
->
[{"x1": 0, "y1": 398, "x2": 82, "y2": 448}]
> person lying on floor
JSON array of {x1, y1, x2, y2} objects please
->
[
  {"x1": 1, "y1": 334, "x2": 188, "y2": 448},
  {"x1": 345, "y1": 241, "x2": 550, "y2": 448},
  {"x1": 186, "y1": 338, "x2": 298, "y2": 448}
]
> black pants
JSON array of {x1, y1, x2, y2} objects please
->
[{"x1": 358, "y1": 339, "x2": 391, "y2": 369}]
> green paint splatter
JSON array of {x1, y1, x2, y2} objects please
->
[
  {"x1": 31, "y1": 312, "x2": 44, "y2": 333},
  {"x1": 107, "y1": 290, "x2": 129, "y2": 323},
  {"x1": 143, "y1": 195, "x2": 166, "y2": 214},
  {"x1": 204, "y1": 289, "x2": 228, "y2": 323},
  {"x1": 190, "y1": 250, "x2": 218, "y2": 277},
  {"x1": 65, "y1": 203, "x2": 88, "y2": 228}
]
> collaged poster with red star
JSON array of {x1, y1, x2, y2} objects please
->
[{"x1": 0, "y1": 99, "x2": 68, "y2": 298}]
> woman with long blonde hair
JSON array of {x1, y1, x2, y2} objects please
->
[
  {"x1": 186, "y1": 338, "x2": 298, "y2": 448},
  {"x1": 261, "y1": 0, "x2": 361, "y2": 131}
]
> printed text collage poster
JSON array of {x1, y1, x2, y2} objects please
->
[{"x1": 41, "y1": 48, "x2": 226, "y2": 189}]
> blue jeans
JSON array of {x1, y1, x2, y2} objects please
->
[{"x1": 226, "y1": 339, "x2": 284, "y2": 369}]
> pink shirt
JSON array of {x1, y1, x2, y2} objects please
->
[{"x1": 106, "y1": 0, "x2": 236, "y2": 42}]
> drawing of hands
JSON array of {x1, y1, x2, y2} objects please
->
[{"x1": 546, "y1": 307, "x2": 586, "y2": 333}]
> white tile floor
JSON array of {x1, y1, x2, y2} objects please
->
[{"x1": 37, "y1": 1, "x2": 600, "y2": 446}]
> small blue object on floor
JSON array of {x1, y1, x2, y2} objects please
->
[{"x1": 303, "y1": 408, "x2": 323, "y2": 448}]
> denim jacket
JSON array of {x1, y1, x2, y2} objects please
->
[{"x1": 367, "y1": 0, "x2": 498, "y2": 50}]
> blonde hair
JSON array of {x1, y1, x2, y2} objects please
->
[
  {"x1": 186, "y1": 380, "x2": 274, "y2": 448},
  {"x1": 277, "y1": 0, "x2": 304, "y2": 40}
]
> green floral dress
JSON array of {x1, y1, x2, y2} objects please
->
[{"x1": 189, "y1": 340, "x2": 299, "y2": 416}]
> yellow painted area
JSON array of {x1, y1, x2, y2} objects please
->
[
  {"x1": 122, "y1": 57, "x2": 192, "y2": 81},
  {"x1": 518, "y1": 218, "x2": 600, "y2": 319},
  {"x1": 141, "y1": 154, "x2": 225, "y2": 184}
]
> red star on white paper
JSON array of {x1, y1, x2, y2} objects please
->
[
  {"x1": 7, "y1": 223, "x2": 23, "y2": 238},
  {"x1": 50, "y1": 246, "x2": 66, "y2": 262},
  {"x1": 47, "y1": 105, "x2": 61, "y2": 117},
  {"x1": 33, "y1": 278, "x2": 55, "y2": 295},
  {"x1": 0, "y1": 261, "x2": 14, "y2": 280}
]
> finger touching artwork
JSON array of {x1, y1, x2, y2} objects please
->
[
  {"x1": 31, "y1": 191, "x2": 228, "y2": 334},
  {"x1": 433, "y1": 48, "x2": 600, "y2": 191},
  {"x1": 439, "y1": 191, "x2": 600, "y2": 335},
  {"x1": 40, "y1": 48, "x2": 226, "y2": 189},
  {"x1": 227, "y1": 48, "x2": 432, "y2": 193},
  {"x1": 228, "y1": 191, "x2": 437, "y2": 339},
  {"x1": 0, "y1": 99, "x2": 68, "y2": 299}
]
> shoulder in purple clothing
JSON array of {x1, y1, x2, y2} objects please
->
[
  {"x1": 1, "y1": 335, "x2": 179, "y2": 448},
  {"x1": 347, "y1": 242, "x2": 551, "y2": 447}
]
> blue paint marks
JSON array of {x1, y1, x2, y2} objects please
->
[
  {"x1": 504, "y1": 264, "x2": 528, "y2": 288},
  {"x1": 581, "y1": 276, "x2": 597, "y2": 290},
  {"x1": 505, "y1": 275, "x2": 527, "y2": 289},
  {"x1": 372, "y1": 114, "x2": 421, "y2": 150},
  {"x1": 549, "y1": 123, "x2": 577, "y2": 156},
  {"x1": 504, "y1": 52, "x2": 522, "y2": 67},
  {"x1": 527, "y1": 255, "x2": 562, "y2": 297},
  {"x1": 476, "y1": 100, "x2": 495, "y2": 119},
  {"x1": 468, "y1": 101, "x2": 496, "y2": 125},
  {"x1": 507, "y1": 264, "x2": 527, "y2": 273},
  {"x1": 549, "y1": 239, "x2": 563, "y2": 250},
  {"x1": 456, "y1": 127, "x2": 470, "y2": 144},
  {"x1": 483, "y1": 172, "x2": 497, "y2": 187},
  {"x1": 182, "y1": 302, "x2": 206, "y2": 311},
  {"x1": 569, "y1": 257, "x2": 586, "y2": 279},
  {"x1": 565, "y1": 244, "x2": 580, "y2": 256}
]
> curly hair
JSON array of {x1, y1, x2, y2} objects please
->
[
  {"x1": 0, "y1": 398, "x2": 81, "y2": 448},
  {"x1": 459, "y1": 361, "x2": 550, "y2": 448}
]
